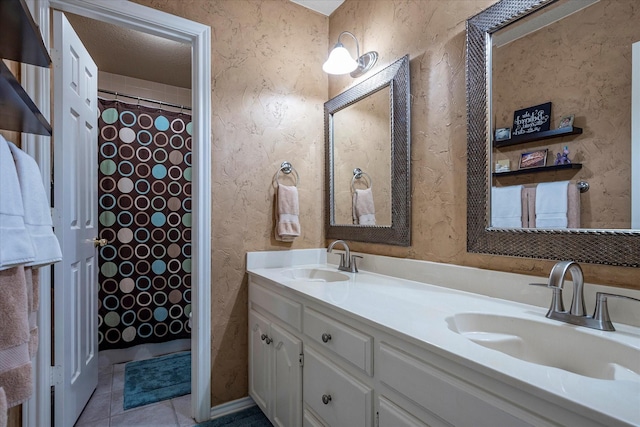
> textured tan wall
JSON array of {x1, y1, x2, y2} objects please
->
[
  {"x1": 132, "y1": 0, "x2": 639, "y2": 409},
  {"x1": 133, "y1": 0, "x2": 327, "y2": 405},
  {"x1": 328, "y1": 0, "x2": 639, "y2": 290},
  {"x1": 492, "y1": 0, "x2": 638, "y2": 229}
]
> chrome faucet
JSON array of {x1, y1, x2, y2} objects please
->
[
  {"x1": 547, "y1": 261, "x2": 586, "y2": 316},
  {"x1": 327, "y1": 240, "x2": 361, "y2": 273},
  {"x1": 533, "y1": 261, "x2": 640, "y2": 331}
]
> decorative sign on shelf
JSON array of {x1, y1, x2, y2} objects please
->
[
  {"x1": 512, "y1": 102, "x2": 551, "y2": 136},
  {"x1": 519, "y1": 149, "x2": 548, "y2": 169}
]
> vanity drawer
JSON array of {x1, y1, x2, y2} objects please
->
[
  {"x1": 304, "y1": 307, "x2": 373, "y2": 375},
  {"x1": 378, "y1": 342, "x2": 533, "y2": 427},
  {"x1": 303, "y1": 346, "x2": 373, "y2": 427},
  {"x1": 249, "y1": 281, "x2": 302, "y2": 331},
  {"x1": 378, "y1": 396, "x2": 430, "y2": 427}
]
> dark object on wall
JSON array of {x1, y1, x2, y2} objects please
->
[{"x1": 512, "y1": 102, "x2": 551, "y2": 136}]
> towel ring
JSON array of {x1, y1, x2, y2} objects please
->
[
  {"x1": 351, "y1": 168, "x2": 372, "y2": 192},
  {"x1": 276, "y1": 161, "x2": 299, "y2": 186}
]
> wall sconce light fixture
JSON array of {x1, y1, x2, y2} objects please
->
[{"x1": 322, "y1": 31, "x2": 378, "y2": 78}]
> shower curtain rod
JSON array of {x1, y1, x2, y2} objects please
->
[{"x1": 97, "y1": 88, "x2": 192, "y2": 111}]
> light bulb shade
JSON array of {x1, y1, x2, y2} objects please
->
[{"x1": 322, "y1": 44, "x2": 358, "y2": 75}]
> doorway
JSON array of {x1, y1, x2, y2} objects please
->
[{"x1": 21, "y1": 0, "x2": 211, "y2": 424}]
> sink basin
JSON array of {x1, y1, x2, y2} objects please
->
[
  {"x1": 280, "y1": 268, "x2": 349, "y2": 283},
  {"x1": 449, "y1": 313, "x2": 640, "y2": 382}
]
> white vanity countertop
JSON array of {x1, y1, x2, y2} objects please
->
[{"x1": 247, "y1": 249, "x2": 640, "y2": 426}]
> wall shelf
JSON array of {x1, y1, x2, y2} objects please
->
[
  {"x1": 0, "y1": 0, "x2": 51, "y2": 136},
  {"x1": 0, "y1": 0, "x2": 51, "y2": 67},
  {"x1": 494, "y1": 126, "x2": 583, "y2": 149},
  {"x1": 493, "y1": 163, "x2": 582, "y2": 177},
  {"x1": 0, "y1": 61, "x2": 51, "y2": 136}
]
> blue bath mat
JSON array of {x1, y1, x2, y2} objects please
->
[
  {"x1": 123, "y1": 351, "x2": 191, "y2": 410},
  {"x1": 195, "y1": 405, "x2": 273, "y2": 427}
]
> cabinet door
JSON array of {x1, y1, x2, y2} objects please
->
[
  {"x1": 249, "y1": 310, "x2": 271, "y2": 412},
  {"x1": 272, "y1": 322, "x2": 303, "y2": 427}
]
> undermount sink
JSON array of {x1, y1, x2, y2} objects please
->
[
  {"x1": 280, "y1": 268, "x2": 349, "y2": 283},
  {"x1": 449, "y1": 312, "x2": 640, "y2": 382}
]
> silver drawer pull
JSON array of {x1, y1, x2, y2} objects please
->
[
  {"x1": 321, "y1": 333, "x2": 332, "y2": 343},
  {"x1": 322, "y1": 394, "x2": 332, "y2": 404}
]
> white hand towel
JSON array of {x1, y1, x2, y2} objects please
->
[
  {"x1": 535, "y1": 181, "x2": 569, "y2": 228},
  {"x1": 491, "y1": 185, "x2": 524, "y2": 228},
  {"x1": 7, "y1": 142, "x2": 62, "y2": 267},
  {"x1": 352, "y1": 188, "x2": 376, "y2": 225},
  {"x1": 0, "y1": 136, "x2": 35, "y2": 270},
  {"x1": 275, "y1": 184, "x2": 300, "y2": 242}
]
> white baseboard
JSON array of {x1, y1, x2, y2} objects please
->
[{"x1": 209, "y1": 396, "x2": 256, "y2": 420}]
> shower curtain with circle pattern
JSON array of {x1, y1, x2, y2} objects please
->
[{"x1": 97, "y1": 98, "x2": 192, "y2": 350}]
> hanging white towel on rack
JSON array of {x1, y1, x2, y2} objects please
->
[
  {"x1": 491, "y1": 185, "x2": 524, "y2": 228},
  {"x1": 0, "y1": 135, "x2": 35, "y2": 270},
  {"x1": 535, "y1": 181, "x2": 569, "y2": 228},
  {"x1": 7, "y1": 142, "x2": 62, "y2": 267}
]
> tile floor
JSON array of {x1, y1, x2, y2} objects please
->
[{"x1": 74, "y1": 359, "x2": 196, "y2": 427}]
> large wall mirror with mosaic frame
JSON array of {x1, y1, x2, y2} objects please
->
[{"x1": 466, "y1": 0, "x2": 640, "y2": 267}]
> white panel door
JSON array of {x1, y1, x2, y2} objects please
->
[{"x1": 52, "y1": 10, "x2": 99, "y2": 427}]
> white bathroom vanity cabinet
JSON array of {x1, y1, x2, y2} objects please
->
[{"x1": 247, "y1": 249, "x2": 640, "y2": 427}]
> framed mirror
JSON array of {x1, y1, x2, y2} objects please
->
[
  {"x1": 466, "y1": 0, "x2": 640, "y2": 267},
  {"x1": 325, "y1": 55, "x2": 410, "y2": 246}
]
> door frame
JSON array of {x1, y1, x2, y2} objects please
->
[
  {"x1": 22, "y1": 0, "x2": 212, "y2": 423},
  {"x1": 632, "y1": 41, "x2": 639, "y2": 228}
]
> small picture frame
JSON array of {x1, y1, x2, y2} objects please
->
[
  {"x1": 557, "y1": 114, "x2": 574, "y2": 129},
  {"x1": 519, "y1": 149, "x2": 548, "y2": 169},
  {"x1": 495, "y1": 127, "x2": 511, "y2": 141}
]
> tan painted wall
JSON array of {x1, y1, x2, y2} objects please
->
[
  {"x1": 133, "y1": 0, "x2": 639, "y2": 408},
  {"x1": 492, "y1": 0, "x2": 638, "y2": 229}
]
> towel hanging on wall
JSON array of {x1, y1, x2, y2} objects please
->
[
  {"x1": 491, "y1": 185, "x2": 525, "y2": 228},
  {"x1": 353, "y1": 188, "x2": 376, "y2": 225},
  {"x1": 0, "y1": 135, "x2": 35, "y2": 270},
  {"x1": 7, "y1": 142, "x2": 62, "y2": 267},
  {"x1": 0, "y1": 266, "x2": 33, "y2": 408},
  {"x1": 275, "y1": 184, "x2": 301, "y2": 242}
]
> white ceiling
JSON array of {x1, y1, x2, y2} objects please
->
[
  {"x1": 64, "y1": 1, "x2": 344, "y2": 90},
  {"x1": 289, "y1": 0, "x2": 345, "y2": 16}
]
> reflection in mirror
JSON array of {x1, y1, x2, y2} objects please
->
[
  {"x1": 490, "y1": 0, "x2": 639, "y2": 230},
  {"x1": 466, "y1": 0, "x2": 640, "y2": 267},
  {"x1": 325, "y1": 55, "x2": 410, "y2": 246},
  {"x1": 333, "y1": 86, "x2": 391, "y2": 226}
]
